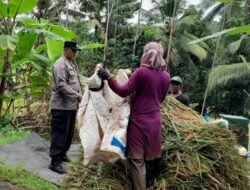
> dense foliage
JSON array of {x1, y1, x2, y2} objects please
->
[{"x1": 1, "y1": 0, "x2": 250, "y2": 118}]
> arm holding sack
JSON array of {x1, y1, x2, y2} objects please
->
[{"x1": 98, "y1": 67, "x2": 137, "y2": 98}]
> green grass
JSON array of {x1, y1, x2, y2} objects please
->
[
  {"x1": 0, "y1": 125, "x2": 30, "y2": 146},
  {"x1": 0, "y1": 163, "x2": 62, "y2": 190}
]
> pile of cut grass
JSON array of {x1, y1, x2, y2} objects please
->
[
  {"x1": 64, "y1": 97, "x2": 250, "y2": 190},
  {"x1": 64, "y1": 160, "x2": 132, "y2": 190},
  {"x1": 156, "y1": 97, "x2": 249, "y2": 190}
]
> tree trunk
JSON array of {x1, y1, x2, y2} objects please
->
[
  {"x1": 201, "y1": 9, "x2": 226, "y2": 115},
  {"x1": 66, "y1": 0, "x2": 69, "y2": 27},
  {"x1": 0, "y1": 9, "x2": 12, "y2": 115},
  {"x1": 166, "y1": 18, "x2": 174, "y2": 68},
  {"x1": 133, "y1": 0, "x2": 142, "y2": 56},
  {"x1": 245, "y1": 0, "x2": 250, "y2": 24},
  {"x1": 103, "y1": 0, "x2": 114, "y2": 62},
  {"x1": 166, "y1": 0, "x2": 178, "y2": 72},
  {"x1": 113, "y1": 0, "x2": 119, "y2": 58},
  {"x1": 0, "y1": 50, "x2": 11, "y2": 115},
  {"x1": 26, "y1": 96, "x2": 33, "y2": 116}
]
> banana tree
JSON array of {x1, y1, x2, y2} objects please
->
[
  {"x1": 0, "y1": 0, "x2": 39, "y2": 114},
  {"x1": 14, "y1": 17, "x2": 76, "y2": 98},
  {"x1": 0, "y1": 0, "x2": 77, "y2": 115}
]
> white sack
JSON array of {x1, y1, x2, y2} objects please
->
[{"x1": 77, "y1": 65, "x2": 130, "y2": 165}]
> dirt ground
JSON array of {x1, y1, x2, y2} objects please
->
[{"x1": 0, "y1": 181, "x2": 26, "y2": 190}]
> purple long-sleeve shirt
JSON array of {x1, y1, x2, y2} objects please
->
[{"x1": 108, "y1": 67, "x2": 170, "y2": 160}]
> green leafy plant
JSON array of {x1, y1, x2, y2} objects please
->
[
  {"x1": 0, "y1": 0, "x2": 77, "y2": 115},
  {"x1": 0, "y1": 115, "x2": 29, "y2": 146}
]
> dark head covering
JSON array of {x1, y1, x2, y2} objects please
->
[{"x1": 64, "y1": 41, "x2": 81, "y2": 51}]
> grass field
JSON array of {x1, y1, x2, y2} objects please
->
[{"x1": 0, "y1": 126, "x2": 29, "y2": 146}]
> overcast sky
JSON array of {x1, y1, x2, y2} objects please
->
[
  {"x1": 142, "y1": 0, "x2": 202, "y2": 10},
  {"x1": 127, "y1": 0, "x2": 202, "y2": 23}
]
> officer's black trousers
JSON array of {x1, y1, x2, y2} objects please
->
[{"x1": 49, "y1": 109, "x2": 76, "y2": 160}]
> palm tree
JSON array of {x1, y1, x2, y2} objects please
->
[
  {"x1": 152, "y1": 0, "x2": 185, "y2": 65},
  {"x1": 142, "y1": 2, "x2": 209, "y2": 68},
  {"x1": 79, "y1": 0, "x2": 138, "y2": 36},
  {"x1": 207, "y1": 55, "x2": 250, "y2": 91},
  {"x1": 198, "y1": 0, "x2": 250, "y2": 91},
  {"x1": 202, "y1": 0, "x2": 244, "y2": 24},
  {"x1": 193, "y1": 0, "x2": 250, "y2": 114},
  {"x1": 79, "y1": 0, "x2": 139, "y2": 61}
]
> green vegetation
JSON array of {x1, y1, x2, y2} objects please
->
[
  {"x1": 1, "y1": 0, "x2": 250, "y2": 189},
  {"x1": 0, "y1": 116, "x2": 29, "y2": 146},
  {"x1": 0, "y1": 163, "x2": 62, "y2": 190},
  {"x1": 1, "y1": 0, "x2": 250, "y2": 116},
  {"x1": 0, "y1": 125, "x2": 29, "y2": 146}
]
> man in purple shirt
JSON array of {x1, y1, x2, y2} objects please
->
[{"x1": 98, "y1": 42, "x2": 170, "y2": 189}]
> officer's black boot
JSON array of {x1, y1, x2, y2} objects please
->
[
  {"x1": 61, "y1": 154, "x2": 71, "y2": 162},
  {"x1": 49, "y1": 157, "x2": 66, "y2": 174}
]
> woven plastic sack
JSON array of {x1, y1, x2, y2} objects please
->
[{"x1": 77, "y1": 65, "x2": 130, "y2": 165}]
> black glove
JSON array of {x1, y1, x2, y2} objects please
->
[{"x1": 97, "y1": 67, "x2": 112, "y2": 80}]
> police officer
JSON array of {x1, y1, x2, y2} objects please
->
[
  {"x1": 170, "y1": 76, "x2": 189, "y2": 106},
  {"x1": 49, "y1": 41, "x2": 82, "y2": 174}
]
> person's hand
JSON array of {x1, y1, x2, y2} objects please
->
[{"x1": 97, "y1": 67, "x2": 112, "y2": 80}]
